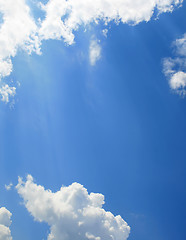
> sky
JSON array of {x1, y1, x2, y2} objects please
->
[{"x1": 0, "y1": 0, "x2": 186, "y2": 239}]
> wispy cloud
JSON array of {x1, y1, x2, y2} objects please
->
[
  {"x1": 163, "y1": 33, "x2": 186, "y2": 95},
  {"x1": 0, "y1": 85, "x2": 16, "y2": 103},
  {"x1": 89, "y1": 39, "x2": 101, "y2": 66},
  {"x1": 16, "y1": 175, "x2": 130, "y2": 240},
  {"x1": 5, "y1": 183, "x2": 13, "y2": 191}
]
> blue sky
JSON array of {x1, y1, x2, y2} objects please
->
[{"x1": 0, "y1": 0, "x2": 186, "y2": 240}]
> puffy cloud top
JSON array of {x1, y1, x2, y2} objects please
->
[
  {"x1": 39, "y1": 0, "x2": 183, "y2": 44},
  {"x1": 0, "y1": 207, "x2": 12, "y2": 240},
  {"x1": 16, "y1": 175, "x2": 130, "y2": 240}
]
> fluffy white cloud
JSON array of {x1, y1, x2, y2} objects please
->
[
  {"x1": 89, "y1": 39, "x2": 101, "y2": 66},
  {"x1": 16, "y1": 175, "x2": 130, "y2": 240},
  {"x1": 163, "y1": 34, "x2": 186, "y2": 95},
  {"x1": 39, "y1": 0, "x2": 183, "y2": 45},
  {"x1": 169, "y1": 71, "x2": 186, "y2": 90},
  {"x1": 0, "y1": 0, "x2": 39, "y2": 102},
  {"x1": 0, "y1": 207, "x2": 12, "y2": 240},
  {"x1": 0, "y1": 0, "x2": 183, "y2": 102}
]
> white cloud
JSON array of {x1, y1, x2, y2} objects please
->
[
  {"x1": 0, "y1": 0, "x2": 39, "y2": 102},
  {"x1": 0, "y1": 84, "x2": 16, "y2": 103},
  {"x1": 0, "y1": 0, "x2": 183, "y2": 102},
  {"x1": 169, "y1": 71, "x2": 186, "y2": 91},
  {"x1": 16, "y1": 175, "x2": 130, "y2": 240},
  {"x1": 0, "y1": 59, "x2": 12, "y2": 79},
  {"x1": 163, "y1": 33, "x2": 186, "y2": 95},
  {"x1": 89, "y1": 39, "x2": 101, "y2": 66},
  {"x1": 39, "y1": 0, "x2": 183, "y2": 45},
  {"x1": 0, "y1": 207, "x2": 12, "y2": 240}
]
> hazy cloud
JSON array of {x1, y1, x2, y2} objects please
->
[
  {"x1": 16, "y1": 175, "x2": 130, "y2": 240},
  {"x1": 89, "y1": 39, "x2": 101, "y2": 66}
]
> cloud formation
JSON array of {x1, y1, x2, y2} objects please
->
[
  {"x1": 0, "y1": 207, "x2": 12, "y2": 240},
  {"x1": 163, "y1": 33, "x2": 186, "y2": 95},
  {"x1": 0, "y1": 0, "x2": 183, "y2": 101},
  {"x1": 39, "y1": 0, "x2": 183, "y2": 44},
  {"x1": 16, "y1": 175, "x2": 130, "y2": 240}
]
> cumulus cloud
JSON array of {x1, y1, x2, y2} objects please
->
[
  {"x1": 0, "y1": 0, "x2": 183, "y2": 102},
  {"x1": 39, "y1": 0, "x2": 183, "y2": 45},
  {"x1": 163, "y1": 33, "x2": 186, "y2": 95},
  {"x1": 0, "y1": 207, "x2": 12, "y2": 240},
  {"x1": 89, "y1": 39, "x2": 101, "y2": 66},
  {"x1": 16, "y1": 175, "x2": 130, "y2": 240}
]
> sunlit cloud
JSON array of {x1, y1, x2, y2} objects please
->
[{"x1": 16, "y1": 174, "x2": 130, "y2": 240}]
